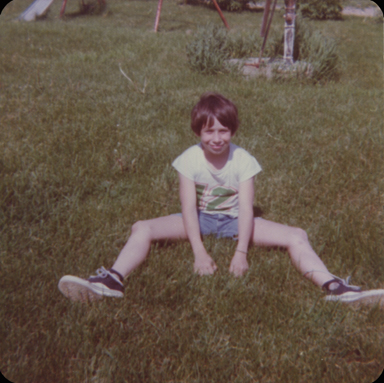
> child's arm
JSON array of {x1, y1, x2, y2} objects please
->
[
  {"x1": 229, "y1": 177, "x2": 255, "y2": 277},
  {"x1": 178, "y1": 173, "x2": 217, "y2": 275}
]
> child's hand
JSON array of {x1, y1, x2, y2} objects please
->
[
  {"x1": 229, "y1": 253, "x2": 249, "y2": 277},
  {"x1": 194, "y1": 253, "x2": 217, "y2": 276}
]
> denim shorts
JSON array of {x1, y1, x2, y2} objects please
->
[{"x1": 174, "y1": 211, "x2": 239, "y2": 239}]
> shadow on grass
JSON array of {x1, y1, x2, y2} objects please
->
[{"x1": 62, "y1": 1, "x2": 107, "y2": 19}]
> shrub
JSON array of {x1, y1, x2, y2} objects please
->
[
  {"x1": 268, "y1": 14, "x2": 341, "y2": 83},
  {"x1": 186, "y1": 24, "x2": 277, "y2": 74},
  {"x1": 186, "y1": 0, "x2": 343, "y2": 18},
  {"x1": 211, "y1": 0, "x2": 249, "y2": 12},
  {"x1": 294, "y1": 14, "x2": 341, "y2": 82},
  {"x1": 186, "y1": 15, "x2": 341, "y2": 83},
  {"x1": 186, "y1": 0, "x2": 250, "y2": 12},
  {"x1": 297, "y1": 0, "x2": 343, "y2": 20},
  {"x1": 186, "y1": 24, "x2": 230, "y2": 74}
]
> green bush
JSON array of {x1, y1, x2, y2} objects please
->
[
  {"x1": 186, "y1": 0, "x2": 343, "y2": 18},
  {"x1": 297, "y1": 0, "x2": 343, "y2": 20},
  {"x1": 268, "y1": 14, "x2": 341, "y2": 83},
  {"x1": 186, "y1": 0, "x2": 250, "y2": 12},
  {"x1": 186, "y1": 23, "x2": 287, "y2": 74},
  {"x1": 211, "y1": 0, "x2": 249, "y2": 12},
  {"x1": 186, "y1": 24, "x2": 231, "y2": 74},
  {"x1": 295, "y1": 15, "x2": 341, "y2": 82},
  {"x1": 186, "y1": 16, "x2": 340, "y2": 83}
]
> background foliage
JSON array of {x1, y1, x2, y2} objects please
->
[
  {"x1": 186, "y1": 15, "x2": 341, "y2": 83},
  {"x1": 187, "y1": 0, "x2": 345, "y2": 18},
  {"x1": 297, "y1": 0, "x2": 343, "y2": 20},
  {"x1": 186, "y1": 0, "x2": 250, "y2": 12}
]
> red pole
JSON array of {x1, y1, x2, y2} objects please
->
[
  {"x1": 256, "y1": 0, "x2": 278, "y2": 67},
  {"x1": 154, "y1": 0, "x2": 163, "y2": 32},
  {"x1": 260, "y1": 0, "x2": 272, "y2": 37},
  {"x1": 211, "y1": 0, "x2": 230, "y2": 30},
  {"x1": 60, "y1": 0, "x2": 68, "y2": 17}
]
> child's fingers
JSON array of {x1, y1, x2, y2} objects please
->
[
  {"x1": 194, "y1": 260, "x2": 217, "y2": 275},
  {"x1": 196, "y1": 265, "x2": 216, "y2": 275},
  {"x1": 231, "y1": 268, "x2": 245, "y2": 277},
  {"x1": 229, "y1": 259, "x2": 248, "y2": 277},
  {"x1": 230, "y1": 268, "x2": 245, "y2": 277}
]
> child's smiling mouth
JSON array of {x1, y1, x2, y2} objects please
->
[{"x1": 209, "y1": 144, "x2": 227, "y2": 152}]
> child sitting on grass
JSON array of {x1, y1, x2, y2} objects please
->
[{"x1": 59, "y1": 92, "x2": 384, "y2": 306}]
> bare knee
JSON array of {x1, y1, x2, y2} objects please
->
[
  {"x1": 131, "y1": 220, "x2": 152, "y2": 240},
  {"x1": 288, "y1": 227, "x2": 309, "y2": 248}
]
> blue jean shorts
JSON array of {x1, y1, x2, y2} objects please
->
[{"x1": 175, "y1": 211, "x2": 239, "y2": 239}]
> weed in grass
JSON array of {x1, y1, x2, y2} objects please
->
[{"x1": 186, "y1": 24, "x2": 231, "y2": 74}]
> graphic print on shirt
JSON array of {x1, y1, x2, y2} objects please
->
[{"x1": 196, "y1": 183, "x2": 237, "y2": 212}]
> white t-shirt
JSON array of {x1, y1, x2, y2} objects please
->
[{"x1": 172, "y1": 143, "x2": 262, "y2": 217}]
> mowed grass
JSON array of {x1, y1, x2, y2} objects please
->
[{"x1": 1, "y1": 1, "x2": 383, "y2": 382}]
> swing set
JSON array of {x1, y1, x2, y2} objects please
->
[{"x1": 23, "y1": 0, "x2": 297, "y2": 65}]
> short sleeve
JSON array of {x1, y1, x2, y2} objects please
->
[
  {"x1": 172, "y1": 146, "x2": 197, "y2": 181},
  {"x1": 237, "y1": 149, "x2": 262, "y2": 183}
]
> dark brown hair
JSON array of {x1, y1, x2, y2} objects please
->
[{"x1": 191, "y1": 93, "x2": 239, "y2": 136}]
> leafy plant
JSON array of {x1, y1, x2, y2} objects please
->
[
  {"x1": 212, "y1": 0, "x2": 248, "y2": 12},
  {"x1": 186, "y1": 24, "x2": 231, "y2": 74},
  {"x1": 186, "y1": 24, "x2": 286, "y2": 74},
  {"x1": 297, "y1": 0, "x2": 343, "y2": 20},
  {"x1": 187, "y1": 16, "x2": 341, "y2": 83},
  {"x1": 294, "y1": 14, "x2": 341, "y2": 82},
  {"x1": 186, "y1": 0, "x2": 250, "y2": 12}
]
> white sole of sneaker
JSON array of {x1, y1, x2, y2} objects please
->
[
  {"x1": 325, "y1": 289, "x2": 384, "y2": 307},
  {"x1": 58, "y1": 275, "x2": 123, "y2": 302}
]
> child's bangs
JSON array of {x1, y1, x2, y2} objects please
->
[
  {"x1": 191, "y1": 92, "x2": 239, "y2": 135},
  {"x1": 206, "y1": 114, "x2": 215, "y2": 129},
  {"x1": 206, "y1": 112, "x2": 234, "y2": 129}
]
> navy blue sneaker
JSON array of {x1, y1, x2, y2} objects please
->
[
  {"x1": 323, "y1": 277, "x2": 384, "y2": 307},
  {"x1": 58, "y1": 267, "x2": 124, "y2": 302}
]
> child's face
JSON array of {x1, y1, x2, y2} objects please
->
[{"x1": 199, "y1": 117, "x2": 232, "y2": 157}]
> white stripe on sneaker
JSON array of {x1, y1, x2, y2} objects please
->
[
  {"x1": 325, "y1": 289, "x2": 384, "y2": 307},
  {"x1": 58, "y1": 275, "x2": 123, "y2": 302}
]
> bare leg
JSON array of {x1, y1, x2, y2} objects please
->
[
  {"x1": 111, "y1": 215, "x2": 188, "y2": 278},
  {"x1": 252, "y1": 219, "x2": 333, "y2": 287}
]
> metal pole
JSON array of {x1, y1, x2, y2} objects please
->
[
  {"x1": 260, "y1": 0, "x2": 272, "y2": 37},
  {"x1": 60, "y1": 0, "x2": 68, "y2": 17},
  {"x1": 154, "y1": 0, "x2": 163, "y2": 32},
  {"x1": 211, "y1": 0, "x2": 230, "y2": 30},
  {"x1": 256, "y1": 0, "x2": 278, "y2": 67},
  {"x1": 283, "y1": 0, "x2": 297, "y2": 63}
]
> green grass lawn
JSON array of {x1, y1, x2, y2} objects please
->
[{"x1": 1, "y1": 1, "x2": 383, "y2": 382}]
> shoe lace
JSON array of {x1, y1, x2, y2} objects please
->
[
  {"x1": 332, "y1": 275, "x2": 360, "y2": 290},
  {"x1": 95, "y1": 266, "x2": 109, "y2": 278},
  {"x1": 93, "y1": 267, "x2": 123, "y2": 285},
  {"x1": 303, "y1": 270, "x2": 360, "y2": 289}
]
